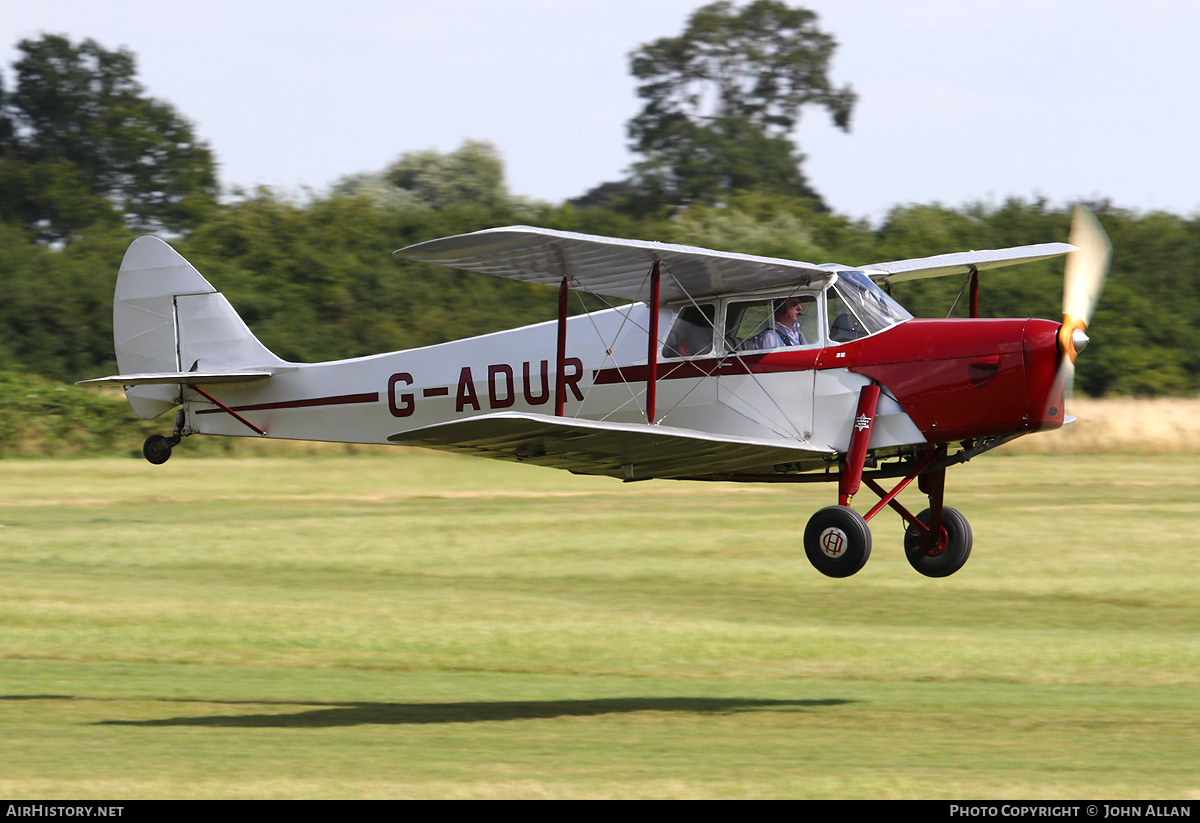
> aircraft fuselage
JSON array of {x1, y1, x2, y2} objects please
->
[{"x1": 182, "y1": 304, "x2": 1064, "y2": 465}]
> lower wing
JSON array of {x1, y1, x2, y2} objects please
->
[{"x1": 388, "y1": 411, "x2": 832, "y2": 481}]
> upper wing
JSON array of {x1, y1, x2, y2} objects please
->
[
  {"x1": 863, "y1": 243, "x2": 1075, "y2": 285},
  {"x1": 394, "y1": 226, "x2": 831, "y2": 303},
  {"x1": 388, "y1": 411, "x2": 833, "y2": 481},
  {"x1": 396, "y1": 226, "x2": 1074, "y2": 298}
]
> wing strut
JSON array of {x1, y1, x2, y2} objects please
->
[
  {"x1": 645, "y1": 260, "x2": 661, "y2": 425},
  {"x1": 555, "y1": 275, "x2": 568, "y2": 417},
  {"x1": 947, "y1": 265, "x2": 981, "y2": 319}
]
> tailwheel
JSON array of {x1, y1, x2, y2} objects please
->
[
  {"x1": 142, "y1": 434, "x2": 176, "y2": 465},
  {"x1": 904, "y1": 506, "x2": 972, "y2": 578},
  {"x1": 142, "y1": 410, "x2": 187, "y2": 465},
  {"x1": 804, "y1": 505, "x2": 872, "y2": 578}
]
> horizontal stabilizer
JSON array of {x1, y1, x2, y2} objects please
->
[
  {"x1": 389, "y1": 411, "x2": 832, "y2": 481},
  {"x1": 864, "y1": 243, "x2": 1075, "y2": 285},
  {"x1": 77, "y1": 370, "x2": 275, "y2": 387}
]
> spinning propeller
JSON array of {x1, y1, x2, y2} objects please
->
[{"x1": 1058, "y1": 207, "x2": 1111, "y2": 397}]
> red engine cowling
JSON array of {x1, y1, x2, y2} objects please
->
[{"x1": 823, "y1": 318, "x2": 1066, "y2": 443}]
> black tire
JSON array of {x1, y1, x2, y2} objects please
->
[
  {"x1": 904, "y1": 506, "x2": 972, "y2": 578},
  {"x1": 803, "y1": 505, "x2": 872, "y2": 578},
  {"x1": 142, "y1": 434, "x2": 173, "y2": 465}
]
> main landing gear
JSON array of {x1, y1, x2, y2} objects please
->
[
  {"x1": 800, "y1": 446, "x2": 975, "y2": 579},
  {"x1": 800, "y1": 383, "x2": 974, "y2": 579}
]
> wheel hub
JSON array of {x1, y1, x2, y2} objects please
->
[
  {"x1": 919, "y1": 526, "x2": 949, "y2": 556},
  {"x1": 818, "y1": 527, "x2": 849, "y2": 558}
]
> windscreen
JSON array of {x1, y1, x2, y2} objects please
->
[{"x1": 829, "y1": 271, "x2": 913, "y2": 337}]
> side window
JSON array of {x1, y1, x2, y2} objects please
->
[
  {"x1": 661, "y1": 303, "x2": 715, "y2": 358},
  {"x1": 729, "y1": 295, "x2": 818, "y2": 352},
  {"x1": 827, "y1": 289, "x2": 866, "y2": 342},
  {"x1": 798, "y1": 296, "x2": 822, "y2": 344}
]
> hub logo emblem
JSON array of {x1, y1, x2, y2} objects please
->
[{"x1": 819, "y1": 527, "x2": 848, "y2": 558}]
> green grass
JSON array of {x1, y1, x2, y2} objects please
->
[{"x1": 1, "y1": 450, "x2": 1198, "y2": 798}]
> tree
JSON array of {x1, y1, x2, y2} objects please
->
[
  {"x1": 334, "y1": 139, "x2": 513, "y2": 213},
  {"x1": 627, "y1": 1, "x2": 856, "y2": 210},
  {"x1": 0, "y1": 34, "x2": 217, "y2": 239}
]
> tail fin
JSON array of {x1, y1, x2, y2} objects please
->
[{"x1": 94, "y1": 236, "x2": 285, "y2": 419}]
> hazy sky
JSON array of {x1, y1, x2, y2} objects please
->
[{"x1": 4, "y1": 0, "x2": 1198, "y2": 223}]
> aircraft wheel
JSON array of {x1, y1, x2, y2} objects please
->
[
  {"x1": 904, "y1": 507, "x2": 972, "y2": 577},
  {"x1": 142, "y1": 434, "x2": 173, "y2": 465},
  {"x1": 804, "y1": 506, "x2": 872, "y2": 578}
]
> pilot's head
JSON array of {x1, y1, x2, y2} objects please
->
[{"x1": 775, "y1": 296, "x2": 804, "y2": 321}]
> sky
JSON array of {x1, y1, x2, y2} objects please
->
[{"x1": 3, "y1": 0, "x2": 1199, "y2": 224}]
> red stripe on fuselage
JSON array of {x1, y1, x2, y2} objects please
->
[{"x1": 593, "y1": 349, "x2": 822, "y2": 385}]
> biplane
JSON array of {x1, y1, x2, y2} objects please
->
[{"x1": 81, "y1": 208, "x2": 1109, "y2": 578}]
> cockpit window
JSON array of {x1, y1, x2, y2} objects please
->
[
  {"x1": 663, "y1": 274, "x2": 909, "y2": 357},
  {"x1": 727, "y1": 294, "x2": 819, "y2": 351},
  {"x1": 828, "y1": 271, "x2": 912, "y2": 340}
]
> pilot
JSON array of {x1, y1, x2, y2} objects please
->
[{"x1": 751, "y1": 296, "x2": 806, "y2": 349}]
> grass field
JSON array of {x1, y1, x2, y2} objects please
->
[{"x1": 1, "y1": 449, "x2": 1198, "y2": 799}]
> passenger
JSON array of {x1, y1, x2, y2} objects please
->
[
  {"x1": 663, "y1": 305, "x2": 715, "y2": 358},
  {"x1": 751, "y1": 297, "x2": 806, "y2": 349}
]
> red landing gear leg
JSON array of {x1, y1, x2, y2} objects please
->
[
  {"x1": 916, "y1": 446, "x2": 948, "y2": 554},
  {"x1": 839, "y1": 383, "x2": 880, "y2": 507},
  {"x1": 803, "y1": 384, "x2": 879, "y2": 578}
]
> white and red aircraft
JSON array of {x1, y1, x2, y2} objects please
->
[{"x1": 81, "y1": 208, "x2": 1109, "y2": 578}]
